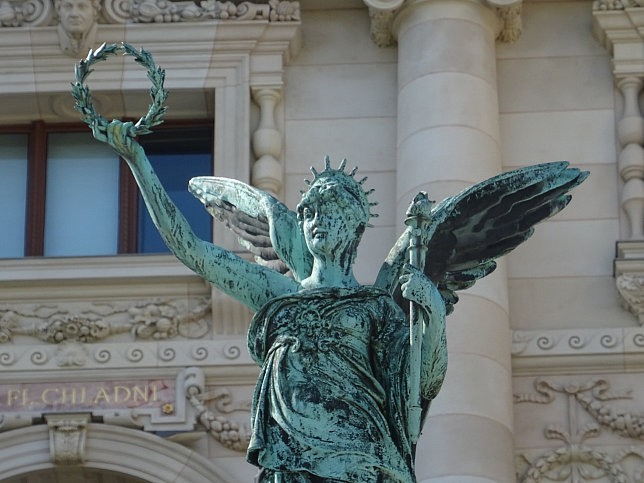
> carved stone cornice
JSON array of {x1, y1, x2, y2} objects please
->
[
  {"x1": 0, "y1": 339, "x2": 254, "y2": 371},
  {"x1": 593, "y1": 3, "x2": 644, "y2": 76},
  {"x1": 511, "y1": 327, "x2": 644, "y2": 375},
  {"x1": 363, "y1": 0, "x2": 522, "y2": 47}
]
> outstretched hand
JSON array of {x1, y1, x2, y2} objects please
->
[{"x1": 91, "y1": 119, "x2": 144, "y2": 161}]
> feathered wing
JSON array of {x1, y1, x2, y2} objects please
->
[
  {"x1": 188, "y1": 177, "x2": 313, "y2": 282},
  {"x1": 375, "y1": 162, "x2": 589, "y2": 314}
]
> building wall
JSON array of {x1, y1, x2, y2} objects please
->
[
  {"x1": 282, "y1": 7, "x2": 399, "y2": 284},
  {"x1": 500, "y1": 1, "x2": 628, "y2": 332}
]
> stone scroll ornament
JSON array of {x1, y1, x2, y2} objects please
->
[{"x1": 73, "y1": 45, "x2": 589, "y2": 482}]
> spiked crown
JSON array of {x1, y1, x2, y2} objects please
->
[{"x1": 298, "y1": 156, "x2": 379, "y2": 227}]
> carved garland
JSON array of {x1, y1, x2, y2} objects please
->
[
  {"x1": 515, "y1": 378, "x2": 644, "y2": 482},
  {"x1": 0, "y1": 297, "x2": 211, "y2": 344},
  {"x1": 184, "y1": 370, "x2": 252, "y2": 452}
]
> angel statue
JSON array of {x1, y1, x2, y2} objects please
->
[{"x1": 90, "y1": 118, "x2": 587, "y2": 482}]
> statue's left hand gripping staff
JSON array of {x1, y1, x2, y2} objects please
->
[{"x1": 403, "y1": 192, "x2": 434, "y2": 444}]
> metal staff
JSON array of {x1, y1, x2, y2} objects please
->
[{"x1": 404, "y1": 192, "x2": 433, "y2": 444}]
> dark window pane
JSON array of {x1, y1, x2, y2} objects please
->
[{"x1": 137, "y1": 127, "x2": 213, "y2": 254}]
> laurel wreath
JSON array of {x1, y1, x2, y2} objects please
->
[{"x1": 71, "y1": 42, "x2": 168, "y2": 136}]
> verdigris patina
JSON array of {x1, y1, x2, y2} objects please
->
[{"x1": 75, "y1": 44, "x2": 588, "y2": 482}]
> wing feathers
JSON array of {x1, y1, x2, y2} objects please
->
[
  {"x1": 188, "y1": 177, "x2": 311, "y2": 279},
  {"x1": 379, "y1": 162, "x2": 588, "y2": 315}
]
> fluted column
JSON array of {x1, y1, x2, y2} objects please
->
[
  {"x1": 617, "y1": 77, "x2": 644, "y2": 239},
  {"x1": 368, "y1": 0, "x2": 516, "y2": 480}
]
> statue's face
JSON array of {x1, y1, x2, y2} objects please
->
[
  {"x1": 300, "y1": 187, "x2": 359, "y2": 261},
  {"x1": 57, "y1": 0, "x2": 96, "y2": 35}
]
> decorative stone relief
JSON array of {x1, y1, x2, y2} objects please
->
[
  {"x1": 185, "y1": 367, "x2": 252, "y2": 452},
  {"x1": 0, "y1": 0, "x2": 54, "y2": 27},
  {"x1": 45, "y1": 413, "x2": 91, "y2": 465},
  {"x1": 366, "y1": 6, "x2": 396, "y2": 48},
  {"x1": 616, "y1": 274, "x2": 644, "y2": 325},
  {"x1": 54, "y1": 0, "x2": 101, "y2": 56},
  {"x1": 0, "y1": 297, "x2": 211, "y2": 344},
  {"x1": 0, "y1": 339, "x2": 253, "y2": 370},
  {"x1": 0, "y1": 0, "x2": 300, "y2": 26},
  {"x1": 511, "y1": 328, "x2": 622, "y2": 356},
  {"x1": 593, "y1": 0, "x2": 642, "y2": 10},
  {"x1": 614, "y1": 242, "x2": 644, "y2": 324},
  {"x1": 495, "y1": 4, "x2": 522, "y2": 43},
  {"x1": 102, "y1": 0, "x2": 300, "y2": 24},
  {"x1": 515, "y1": 378, "x2": 644, "y2": 482}
]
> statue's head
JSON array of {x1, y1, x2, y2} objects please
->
[
  {"x1": 297, "y1": 157, "x2": 377, "y2": 262},
  {"x1": 55, "y1": 0, "x2": 100, "y2": 36}
]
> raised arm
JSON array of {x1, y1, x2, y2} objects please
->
[{"x1": 93, "y1": 120, "x2": 298, "y2": 311}]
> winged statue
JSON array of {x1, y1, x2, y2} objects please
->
[{"x1": 91, "y1": 119, "x2": 587, "y2": 483}]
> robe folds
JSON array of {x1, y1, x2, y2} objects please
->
[{"x1": 247, "y1": 286, "x2": 434, "y2": 482}]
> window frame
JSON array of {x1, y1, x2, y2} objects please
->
[{"x1": 0, "y1": 119, "x2": 214, "y2": 257}]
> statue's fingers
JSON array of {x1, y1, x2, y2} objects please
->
[
  {"x1": 121, "y1": 121, "x2": 135, "y2": 139},
  {"x1": 91, "y1": 119, "x2": 107, "y2": 142}
]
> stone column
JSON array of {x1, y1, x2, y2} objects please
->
[
  {"x1": 366, "y1": 0, "x2": 516, "y2": 481},
  {"x1": 616, "y1": 76, "x2": 644, "y2": 240}
]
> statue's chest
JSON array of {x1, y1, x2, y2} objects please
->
[{"x1": 270, "y1": 300, "x2": 374, "y2": 354}]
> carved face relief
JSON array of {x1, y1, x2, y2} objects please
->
[{"x1": 57, "y1": 0, "x2": 96, "y2": 36}]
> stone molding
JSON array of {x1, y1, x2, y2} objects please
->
[
  {"x1": 511, "y1": 327, "x2": 644, "y2": 375},
  {"x1": 0, "y1": 339, "x2": 252, "y2": 371},
  {"x1": 0, "y1": 422, "x2": 237, "y2": 481},
  {"x1": 363, "y1": 0, "x2": 523, "y2": 47}
]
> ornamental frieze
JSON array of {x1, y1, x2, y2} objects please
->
[
  {"x1": 0, "y1": 0, "x2": 300, "y2": 27},
  {"x1": 0, "y1": 297, "x2": 211, "y2": 344},
  {"x1": 0, "y1": 0, "x2": 300, "y2": 56}
]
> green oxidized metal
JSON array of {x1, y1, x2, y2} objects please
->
[{"x1": 78, "y1": 47, "x2": 588, "y2": 482}]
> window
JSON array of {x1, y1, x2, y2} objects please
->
[
  {"x1": 137, "y1": 126, "x2": 214, "y2": 254},
  {"x1": 0, "y1": 121, "x2": 213, "y2": 258}
]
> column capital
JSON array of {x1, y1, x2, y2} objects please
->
[{"x1": 364, "y1": 0, "x2": 523, "y2": 47}]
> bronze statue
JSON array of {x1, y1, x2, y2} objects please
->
[{"x1": 78, "y1": 44, "x2": 588, "y2": 482}]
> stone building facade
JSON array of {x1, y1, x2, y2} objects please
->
[{"x1": 0, "y1": 0, "x2": 641, "y2": 481}]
